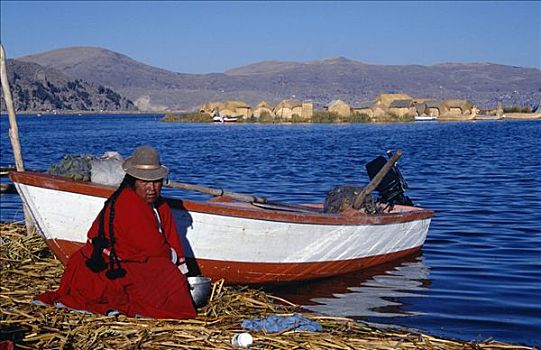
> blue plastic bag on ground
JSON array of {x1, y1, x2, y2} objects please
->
[{"x1": 242, "y1": 313, "x2": 322, "y2": 333}]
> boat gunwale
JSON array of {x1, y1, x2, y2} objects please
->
[{"x1": 10, "y1": 171, "x2": 434, "y2": 225}]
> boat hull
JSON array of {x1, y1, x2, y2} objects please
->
[
  {"x1": 212, "y1": 116, "x2": 238, "y2": 123},
  {"x1": 11, "y1": 172, "x2": 433, "y2": 284},
  {"x1": 414, "y1": 115, "x2": 438, "y2": 121}
]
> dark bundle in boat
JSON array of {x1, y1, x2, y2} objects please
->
[
  {"x1": 48, "y1": 152, "x2": 125, "y2": 185},
  {"x1": 324, "y1": 185, "x2": 379, "y2": 213},
  {"x1": 48, "y1": 154, "x2": 94, "y2": 181},
  {"x1": 324, "y1": 151, "x2": 413, "y2": 214}
]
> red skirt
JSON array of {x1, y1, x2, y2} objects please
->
[{"x1": 38, "y1": 250, "x2": 197, "y2": 319}]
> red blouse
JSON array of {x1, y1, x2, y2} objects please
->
[{"x1": 38, "y1": 187, "x2": 197, "y2": 319}]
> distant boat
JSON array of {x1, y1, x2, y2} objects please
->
[
  {"x1": 213, "y1": 115, "x2": 239, "y2": 123},
  {"x1": 414, "y1": 115, "x2": 438, "y2": 122}
]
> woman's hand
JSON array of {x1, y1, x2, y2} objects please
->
[{"x1": 171, "y1": 247, "x2": 189, "y2": 274}]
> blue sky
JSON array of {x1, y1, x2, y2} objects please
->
[{"x1": 1, "y1": 1, "x2": 539, "y2": 73}]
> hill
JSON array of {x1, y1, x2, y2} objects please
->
[
  {"x1": 17, "y1": 47, "x2": 541, "y2": 112},
  {"x1": 1, "y1": 58, "x2": 137, "y2": 113}
]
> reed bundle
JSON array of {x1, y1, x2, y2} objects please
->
[{"x1": 0, "y1": 222, "x2": 534, "y2": 349}]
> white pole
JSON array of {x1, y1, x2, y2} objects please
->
[{"x1": 0, "y1": 43, "x2": 34, "y2": 233}]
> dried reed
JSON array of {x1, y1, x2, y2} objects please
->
[{"x1": 0, "y1": 222, "x2": 534, "y2": 349}]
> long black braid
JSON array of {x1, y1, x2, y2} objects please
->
[{"x1": 85, "y1": 175, "x2": 135, "y2": 279}]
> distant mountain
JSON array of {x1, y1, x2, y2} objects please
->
[
  {"x1": 225, "y1": 60, "x2": 306, "y2": 75},
  {"x1": 1, "y1": 58, "x2": 137, "y2": 112},
  {"x1": 18, "y1": 47, "x2": 541, "y2": 112}
]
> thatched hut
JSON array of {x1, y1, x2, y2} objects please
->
[
  {"x1": 414, "y1": 102, "x2": 427, "y2": 116},
  {"x1": 325, "y1": 99, "x2": 351, "y2": 117},
  {"x1": 351, "y1": 101, "x2": 375, "y2": 118},
  {"x1": 424, "y1": 100, "x2": 444, "y2": 117},
  {"x1": 274, "y1": 99, "x2": 303, "y2": 120},
  {"x1": 199, "y1": 102, "x2": 222, "y2": 115},
  {"x1": 443, "y1": 99, "x2": 474, "y2": 114},
  {"x1": 199, "y1": 100, "x2": 252, "y2": 119},
  {"x1": 388, "y1": 99, "x2": 415, "y2": 117},
  {"x1": 376, "y1": 93, "x2": 413, "y2": 108},
  {"x1": 253, "y1": 101, "x2": 275, "y2": 119},
  {"x1": 217, "y1": 107, "x2": 237, "y2": 117},
  {"x1": 301, "y1": 101, "x2": 314, "y2": 120},
  {"x1": 441, "y1": 99, "x2": 475, "y2": 119},
  {"x1": 411, "y1": 99, "x2": 435, "y2": 116},
  {"x1": 223, "y1": 100, "x2": 252, "y2": 119}
]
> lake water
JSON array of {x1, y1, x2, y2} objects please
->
[{"x1": 1, "y1": 114, "x2": 540, "y2": 347}]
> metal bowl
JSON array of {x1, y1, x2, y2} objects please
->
[{"x1": 187, "y1": 276, "x2": 212, "y2": 308}]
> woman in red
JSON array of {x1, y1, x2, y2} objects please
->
[{"x1": 38, "y1": 146, "x2": 197, "y2": 319}]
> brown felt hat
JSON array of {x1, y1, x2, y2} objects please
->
[{"x1": 122, "y1": 145, "x2": 169, "y2": 181}]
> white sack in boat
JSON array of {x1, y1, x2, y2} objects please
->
[{"x1": 90, "y1": 151, "x2": 125, "y2": 187}]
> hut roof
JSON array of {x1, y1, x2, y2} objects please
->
[
  {"x1": 256, "y1": 101, "x2": 274, "y2": 109},
  {"x1": 415, "y1": 103, "x2": 427, "y2": 114},
  {"x1": 413, "y1": 98, "x2": 433, "y2": 104},
  {"x1": 377, "y1": 93, "x2": 413, "y2": 107},
  {"x1": 352, "y1": 100, "x2": 376, "y2": 109},
  {"x1": 218, "y1": 107, "x2": 238, "y2": 116},
  {"x1": 425, "y1": 100, "x2": 443, "y2": 108},
  {"x1": 443, "y1": 99, "x2": 473, "y2": 110},
  {"x1": 276, "y1": 99, "x2": 302, "y2": 109},
  {"x1": 199, "y1": 101, "x2": 224, "y2": 112},
  {"x1": 224, "y1": 100, "x2": 250, "y2": 109},
  {"x1": 326, "y1": 99, "x2": 350, "y2": 108},
  {"x1": 389, "y1": 99, "x2": 413, "y2": 108}
]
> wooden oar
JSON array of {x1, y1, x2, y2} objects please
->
[
  {"x1": 164, "y1": 180, "x2": 320, "y2": 213},
  {"x1": 352, "y1": 150, "x2": 402, "y2": 210}
]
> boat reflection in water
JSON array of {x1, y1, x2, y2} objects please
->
[{"x1": 266, "y1": 253, "x2": 430, "y2": 319}]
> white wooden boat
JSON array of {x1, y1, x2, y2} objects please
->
[
  {"x1": 9, "y1": 171, "x2": 434, "y2": 284},
  {"x1": 212, "y1": 115, "x2": 239, "y2": 123},
  {"x1": 414, "y1": 115, "x2": 438, "y2": 122}
]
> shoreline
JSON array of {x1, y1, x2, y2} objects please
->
[
  {"x1": 0, "y1": 111, "x2": 166, "y2": 116},
  {"x1": 1, "y1": 111, "x2": 540, "y2": 123}
]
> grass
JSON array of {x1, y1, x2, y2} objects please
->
[{"x1": 161, "y1": 112, "x2": 213, "y2": 123}]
